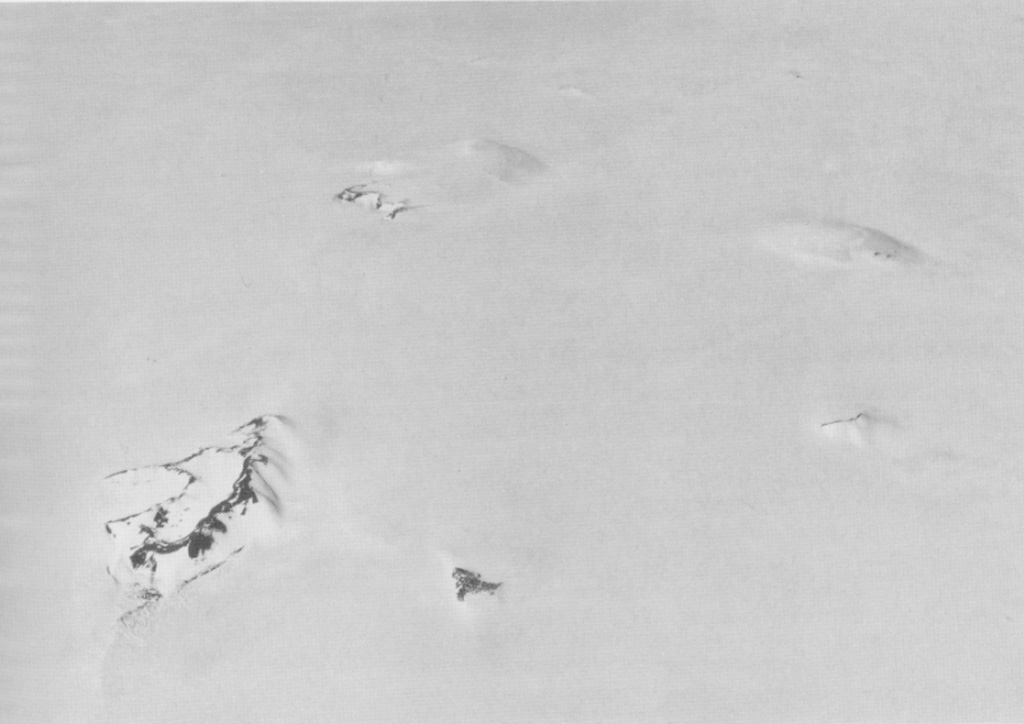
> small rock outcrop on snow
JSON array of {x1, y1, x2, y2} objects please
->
[
  {"x1": 335, "y1": 184, "x2": 416, "y2": 219},
  {"x1": 334, "y1": 138, "x2": 547, "y2": 219},
  {"x1": 819, "y1": 411, "x2": 879, "y2": 448},
  {"x1": 755, "y1": 219, "x2": 926, "y2": 267},
  {"x1": 817, "y1": 409, "x2": 915, "y2": 459},
  {"x1": 103, "y1": 415, "x2": 290, "y2": 624},
  {"x1": 452, "y1": 567, "x2": 502, "y2": 601}
]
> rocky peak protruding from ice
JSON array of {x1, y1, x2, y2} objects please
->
[
  {"x1": 103, "y1": 415, "x2": 291, "y2": 623},
  {"x1": 452, "y1": 567, "x2": 502, "y2": 601}
]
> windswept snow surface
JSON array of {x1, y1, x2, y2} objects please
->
[{"x1": 9, "y1": 3, "x2": 1024, "y2": 722}]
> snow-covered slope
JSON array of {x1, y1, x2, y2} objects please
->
[
  {"x1": 102, "y1": 415, "x2": 289, "y2": 624},
  {"x1": 754, "y1": 219, "x2": 930, "y2": 267},
  {"x1": 334, "y1": 137, "x2": 549, "y2": 219}
]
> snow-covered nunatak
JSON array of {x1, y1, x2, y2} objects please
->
[
  {"x1": 103, "y1": 415, "x2": 290, "y2": 623},
  {"x1": 333, "y1": 138, "x2": 547, "y2": 219}
]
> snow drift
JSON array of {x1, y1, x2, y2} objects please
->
[{"x1": 754, "y1": 219, "x2": 928, "y2": 267}]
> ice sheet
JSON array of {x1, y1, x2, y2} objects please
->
[{"x1": 6, "y1": 3, "x2": 1024, "y2": 722}]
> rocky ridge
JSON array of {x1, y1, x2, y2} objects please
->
[{"x1": 103, "y1": 415, "x2": 289, "y2": 624}]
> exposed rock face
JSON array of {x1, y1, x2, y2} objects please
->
[
  {"x1": 335, "y1": 184, "x2": 415, "y2": 219},
  {"x1": 452, "y1": 567, "x2": 502, "y2": 601},
  {"x1": 103, "y1": 415, "x2": 289, "y2": 623}
]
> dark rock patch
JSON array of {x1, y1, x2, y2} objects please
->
[{"x1": 452, "y1": 567, "x2": 502, "y2": 601}]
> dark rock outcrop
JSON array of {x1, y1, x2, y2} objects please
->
[
  {"x1": 334, "y1": 184, "x2": 414, "y2": 219},
  {"x1": 452, "y1": 567, "x2": 502, "y2": 601},
  {"x1": 104, "y1": 415, "x2": 289, "y2": 624}
]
